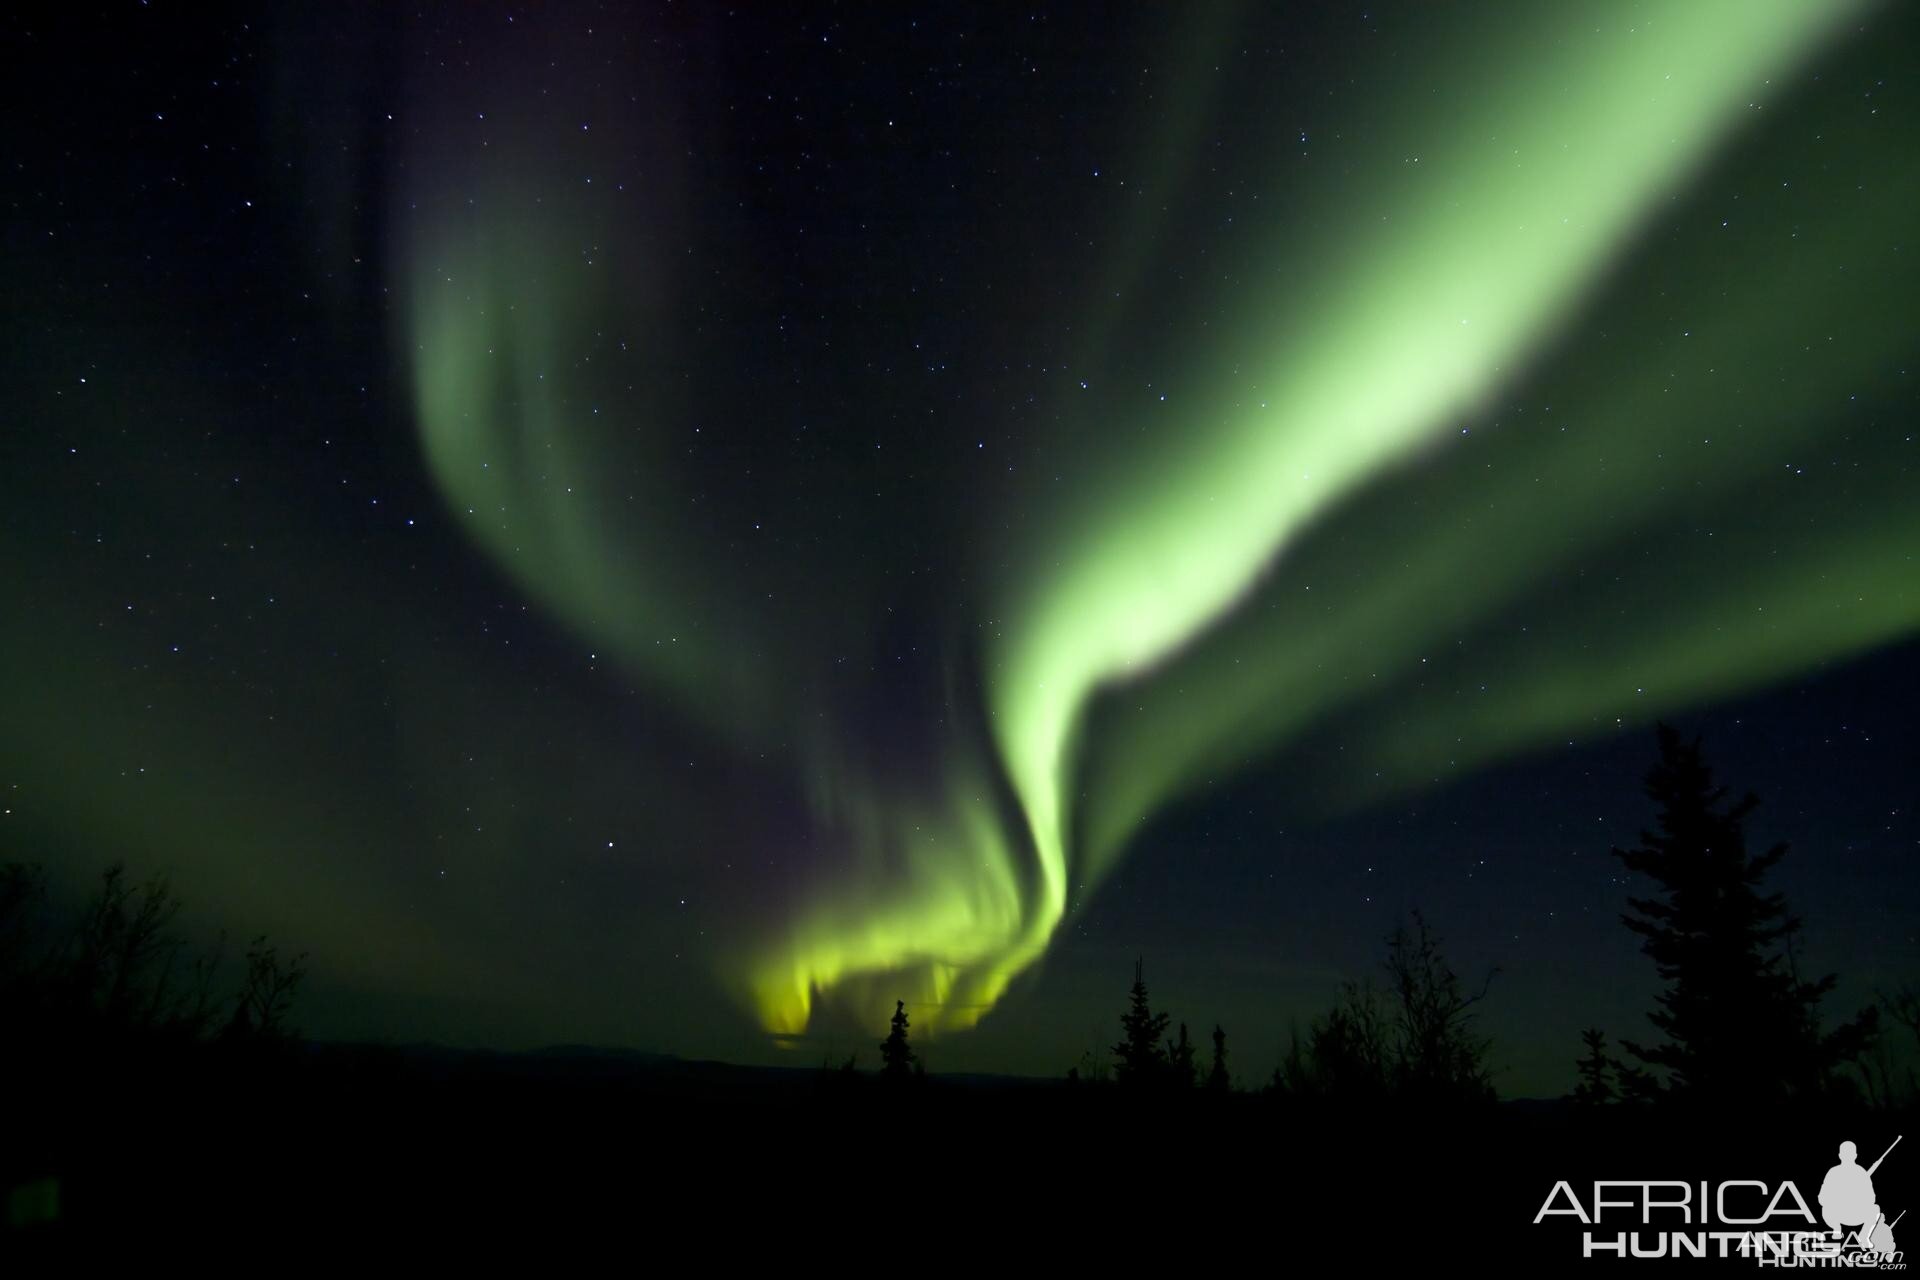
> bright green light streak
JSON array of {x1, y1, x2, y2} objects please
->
[
  {"x1": 739, "y1": 777, "x2": 1037, "y2": 1036},
  {"x1": 1077, "y1": 157, "x2": 1918, "y2": 857},
  {"x1": 402, "y1": 2, "x2": 1883, "y2": 1040},
  {"x1": 988, "y1": 0, "x2": 1870, "y2": 985}
]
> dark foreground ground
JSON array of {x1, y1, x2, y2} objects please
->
[{"x1": 4, "y1": 1042, "x2": 1912, "y2": 1268}]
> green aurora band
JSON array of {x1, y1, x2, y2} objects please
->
[{"x1": 403, "y1": 0, "x2": 1915, "y2": 1039}]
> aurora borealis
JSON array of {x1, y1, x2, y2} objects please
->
[{"x1": 4, "y1": 2, "x2": 1916, "y2": 1092}]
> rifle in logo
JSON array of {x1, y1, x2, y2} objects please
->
[
  {"x1": 1866, "y1": 1135, "x2": 1903, "y2": 1255},
  {"x1": 1820, "y1": 1134, "x2": 1901, "y2": 1246}
]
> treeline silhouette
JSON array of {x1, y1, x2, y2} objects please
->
[
  {"x1": 1033, "y1": 911, "x2": 1494, "y2": 1109},
  {"x1": 0, "y1": 861, "x2": 306, "y2": 1054},
  {"x1": 1, "y1": 862, "x2": 315, "y2": 1231},
  {"x1": 842, "y1": 724, "x2": 1912, "y2": 1114},
  {"x1": 10, "y1": 727, "x2": 1905, "y2": 1115},
  {"x1": 5, "y1": 726, "x2": 1918, "y2": 1241}
]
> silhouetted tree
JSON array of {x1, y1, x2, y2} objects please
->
[
  {"x1": 1167, "y1": 1022, "x2": 1196, "y2": 1089},
  {"x1": 1384, "y1": 912, "x2": 1497, "y2": 1102},
  {"x1": 0, "y1": 859, "x2": 302, "y2": 1053},
  {"x1": 228, "y1": 935, "x2": 306, "y2": 1041},
  {"x1": 879, "y1": 999, "x2": 915, "y2": 1078},
  {"x1": 1273, "y1": 999, "x2": 1390, "y2": 1101},
  {"x1": 1572, "y1": 1028, "x2": 1616, "y2": 1105},
  {"x1": 1207, "y1": 1024, "x2": 1230, "y2": 1093},
  {"x1": 48, "y1": 863, "x2": 228, "y2": 1041},
  {"x1": 1112, "y1": 958, "x2": 1170, "y2": 1087},
  {"x1": 1273, "y1": 912, "x2": 1495, "y2": 1104},
  {"x1": 1612, "y1": 725, "x2": 1877, "y2": 1105}
]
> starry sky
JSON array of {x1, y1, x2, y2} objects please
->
[{"x1": 3, "y1": 1, "x2": 1916, "y2": 1095}]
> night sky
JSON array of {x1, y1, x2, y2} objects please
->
[{"x1": 4, "y1": 1, "x2": 1916, "y2": 1096}]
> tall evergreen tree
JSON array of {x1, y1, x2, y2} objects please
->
[
  {"x1": 879, "y1": 999, "x2": 915, "y2": 1078},
  {"x1": 1207, "y1": 1024, "x2": 1231, "y2": 1093},
  {"x1": 1112, "y1": 959, "x2": 1170, "y2": 1087},
  {"x1": 1612, "y1": 725, "x2": 1877, "y2": 1104}
]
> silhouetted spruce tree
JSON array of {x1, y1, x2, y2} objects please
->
[
  {"x1": 1572, "y1": 1028, "x2": 1615, "y2": 1105},
  {"x1": 1612, "y1": 725, "x2": 1877, "y2": 1105},
  {"x1": 879, "y1": 999, "x2": 915, "y2": 1078},
  {"x1": 1112, "y1": 959, "x2": 1170, "y2": 1087},
  {"x1": 1207, "y1": 1024, "x2": 1231, "y2": 1093}
]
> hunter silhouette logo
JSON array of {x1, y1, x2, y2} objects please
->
[
  {"x1": 1821, "y1": 1136, "x2": 1903, "y2": 1257},
  {"x1": 1532, "y1": 1134, "x2": 1907, "y2": 1264}
]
